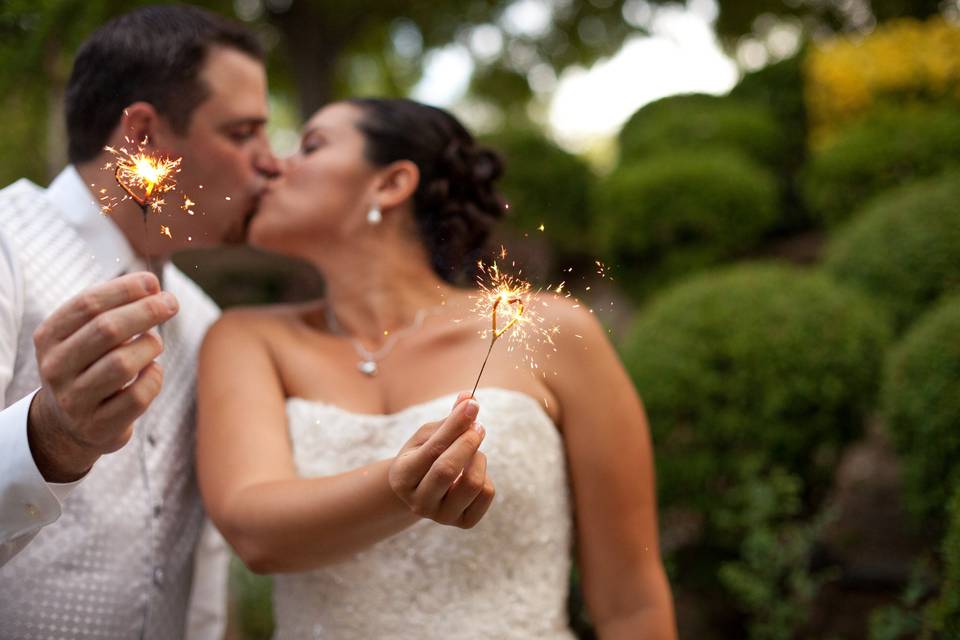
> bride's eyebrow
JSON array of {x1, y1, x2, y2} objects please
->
[{"x1": 301, "y1": 125, "x2": 329, "y2": 139}]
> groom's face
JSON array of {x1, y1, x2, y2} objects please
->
[{"x1": 160, "y1": 46, "x2": 278, "y2": 248}]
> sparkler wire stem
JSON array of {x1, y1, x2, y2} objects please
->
[
  {"x1": 138, "y1": 204, "x2": 156, "y2": 276},
  {"x1": 470, "y1": 337, "x2": 497, "y2": 398}
]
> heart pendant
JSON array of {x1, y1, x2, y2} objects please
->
[
  {"x1": 492, "y1": 296, "x2": 524, "y2": 339},
  {"x1": 358, "y1": 360, "x2": 378, "y2": 376}
]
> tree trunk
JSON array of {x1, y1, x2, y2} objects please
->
[
  {"x1": 272, "y1": 4, "x2": 369, "y2": 118},
  {"x1": 44, "y1": 37, "x2": 68, "y2": 180}
]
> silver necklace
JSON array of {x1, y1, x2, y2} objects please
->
[{"x1": 324, "y1": 304, "x2": 436, "y2": 377}]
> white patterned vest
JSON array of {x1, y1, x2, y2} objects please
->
[{"x1": 0, "y1": 180, "x2": 220, "y2": 639}]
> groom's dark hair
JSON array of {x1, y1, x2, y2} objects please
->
[{"x1": 65, "y1": 4, "x2": 263, "y2": 164}]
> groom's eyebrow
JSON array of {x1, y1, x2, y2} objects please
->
[{"x1": 220, "y1": 116, "x2": 268, "y2": 129}]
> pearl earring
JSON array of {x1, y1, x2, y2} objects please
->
[{"x1": 367, "y1": 204, "x2": 382, "y2": 225}]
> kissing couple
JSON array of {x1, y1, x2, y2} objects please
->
[{"x1": 0, "y1": 5, "x2": 676, "y2": 639}]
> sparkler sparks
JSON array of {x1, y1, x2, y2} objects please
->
[
  {"x1": 103, "y1": 138, "x2": 181, "y2": 213},
  {"x1": 468, "y1": 252, "x2": 562, "y2": 396},
  {"x1": 99, "y1": 137, "x2": 188, "y2": 272}
]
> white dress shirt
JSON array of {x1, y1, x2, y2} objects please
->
[{"x1": 0, "y1": 167, "x2": 228, "y2": 639}]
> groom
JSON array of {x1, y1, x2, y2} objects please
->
[{"x1": 0, "y1": 5, "x2": 491, "y2": 639}]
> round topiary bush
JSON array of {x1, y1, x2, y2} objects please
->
[
  {"x1": 883, "y1": 296, "x2": 960, "y2": 524},
  {"x1": 823, "y1": 171, "x2": 960, "y2": 333},
  {"x1": 594, "y1": 149, "x2": 779, "y2": 298},
  {"x1": 483, "y1": 129, "x2": 595, "y2": 254},
  {"x1": 622, "y1": 264, "x2": 891, "y2": 512},
  {"x1": 803, "y1": 106, "x2": 960, "y2": 226},
  {"x1": 922, "y1": 485, "x2": 960, "y2": 639},
  {"x1": 618, "y1": 93, "x2": 786, "y2": 169}
]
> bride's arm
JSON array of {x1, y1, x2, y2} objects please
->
[
  {"x1": 195, "y1": 311, "x2": 493, "y2": 574},
  {"x1": 547, "y1": 301, "x2": 677, "y2": 640}
]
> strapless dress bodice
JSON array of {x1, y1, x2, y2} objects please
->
[{"x1": 272, "y1": 388, "x2": 575, "y2": 640}]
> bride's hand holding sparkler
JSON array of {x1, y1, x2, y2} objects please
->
[
  {"x1": 389, "y1": 392, "x2": 495, "y2": 529},
  {"x1": 27, "y1": 273, "x2": 178, "y2": 482}
]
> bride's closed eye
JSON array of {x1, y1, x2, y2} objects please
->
[{"x1": 300, "y1": 133, "x2": 326, "y2": 155}]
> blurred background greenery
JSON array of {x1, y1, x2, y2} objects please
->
[{"x1": 3, "y1": 0, "x2": 960, "y2": 638}]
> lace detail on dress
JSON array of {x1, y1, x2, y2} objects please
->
[{"x1": 273, "y1": 388, "x2": 576, "y2": 640}]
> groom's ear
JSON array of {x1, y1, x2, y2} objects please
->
[
  {"x1": 375, "y1": 160, "x2": 420, "y2": 212},
  {"x1": 112, "y1": 101, "x2": 166, "y2": 151}
]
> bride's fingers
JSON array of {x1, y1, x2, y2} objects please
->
[
  {"x1": 398, "y1": 420, "x2": 441, "y2": 454},
  {"x1": 451, "y1": 390, "x2": 472, "y2": 410},
  {"x1": 396, "y1": 399, "x2": 480, "y2": 490},
  {"x1": 458, "y1": 478, "x2": 495, "y2": 529},
  {"x1": 434, "y1": 450, "x2": 487, "y2": 525},
  {"x1": 413, "y1": 423, "x2": 485, "y2": 514}
]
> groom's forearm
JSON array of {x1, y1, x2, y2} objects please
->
[{"x1": 214, "y1": 458, "x2": 420, "y2": 574}]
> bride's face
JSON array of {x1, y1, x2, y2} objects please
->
[{"x1": 250, "y1": 102, "x2": 379, "y2": 256}]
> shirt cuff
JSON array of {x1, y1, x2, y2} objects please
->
[{"x1": 0, "y1": 390, "x2": 81, "y2": 541}]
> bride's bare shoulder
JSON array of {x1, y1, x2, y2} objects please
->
[
  {"x1": 206, "y1": 300, "x2": 327, "y2": 344},
  {"x1": 528, "y1": 292, "x2": 606, "y2": 341}
]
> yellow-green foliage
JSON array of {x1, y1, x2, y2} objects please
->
[{"x1": 805, "y1": 17, "x2": 960, "y2": 145}]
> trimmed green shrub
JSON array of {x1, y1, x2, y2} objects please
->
[
  {"x1": 229, "y1": 555, "x2": 274, "y2": 638},
  {"x1": 623, "y1": 264, "x2": 891, "y2": 511},
  {"x1": 483, "y1": 129, "x2": 594, "y2": 254},
  {"x1": 922, "y1": 486, "x2": 960, "y2": 638},
  {"x1": 803, "y1": 106, "x2": 960, "y2": 226},
  {"x1": 716, "y1": 466, "x2": 836, "y2": 640},
  {"x1": 824, "y1": 172, "x2": 960, "y2": 333},
  {"x1": 883, "y1": 296, "x2": 960, "y2": 523},
  {"x1": 594, "y1": 149, "x2": 779, "y2": 298},
  {"x1": 618, "y1": 93, "x2": 786, "y2": 169},
  {"x1": 731, "y1": 51, "x2": 811, "y2": 231},
  {"x1": 731, "y1": 52, "x2": 807, "y2": 158}
]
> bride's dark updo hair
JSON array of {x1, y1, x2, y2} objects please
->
[{"x1": 346, "y1": 98, "x2": 506, "y2": 282}]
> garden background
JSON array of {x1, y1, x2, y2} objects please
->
[{"x1": 2, "y1": 1, "x2": 959, "y2": 638}]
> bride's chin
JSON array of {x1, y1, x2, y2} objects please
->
[{"x1": 247, "y1": 218, "x2": 283, "y2": 252}]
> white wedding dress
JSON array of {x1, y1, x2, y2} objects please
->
[{"x1": 272, "y1": 388, "x2": 577, "y2": 639}]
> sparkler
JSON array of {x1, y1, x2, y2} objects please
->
[
  {"x1": 100, "y1": 137, "x2": 182, "y2": 273},
  {"x1": 469, "y1": 258, "x2": 550, "y2": 397}
]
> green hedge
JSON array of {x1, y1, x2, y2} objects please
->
[
  {"x1": 922, "y1": 486, "x2": 960, "y2": 638},
  {"x1": 618, "y1": 93, "x2": 786, "y2": 169},
  {"x1": 803, "y1": 106, "x2": 960, "y2": 226},
  {"x1": 483, "y1": 129, "x2": 594, "y2": 254},
  {"x1": 824, "y1": 172, "x2": 960, "y2": 333},
  {"x1": 623, "y1": 264, "x2": 891, "y2": 511},
  {"x1": 883, "y1": 296, "x2": 960, "y2": 524},
  {"x1": 594, "y1": 149, "x2": 779, "y2": 298},
  {"x1": 730, "y1": 51, "x2": 810, "y2": 231}
]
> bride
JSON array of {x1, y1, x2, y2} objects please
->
[{"x1": 196, "y1": 98, "x2": 676, "y2": 639}]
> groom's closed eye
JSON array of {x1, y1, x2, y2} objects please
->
[{"x1": 222, "y1": 119, "x2": 266, "y2": 144}]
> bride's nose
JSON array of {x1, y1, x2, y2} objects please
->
[{"x1": 255, "y1": 148, "x2": 282, "y2": 179}]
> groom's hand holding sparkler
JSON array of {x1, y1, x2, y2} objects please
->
[
  {"x1": 27, "y1": 272, "x2": 178, "y2": 483},
  {"x1": 389, "y1": 392, "x2": 495, "y2": 529}
]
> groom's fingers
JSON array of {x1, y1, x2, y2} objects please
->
[
  {"x1": 37, "y1": 272, "x2": 161, "y2": 346},
  {"x1": 90, "y1": 361, "x2": 164, "y2": 452},
  {"x1": 72, "y1": 331, "x2": 164, "y2": 411},
  {"x1": 57, "y1": 291, "x2": 175, "y2": 376}
]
